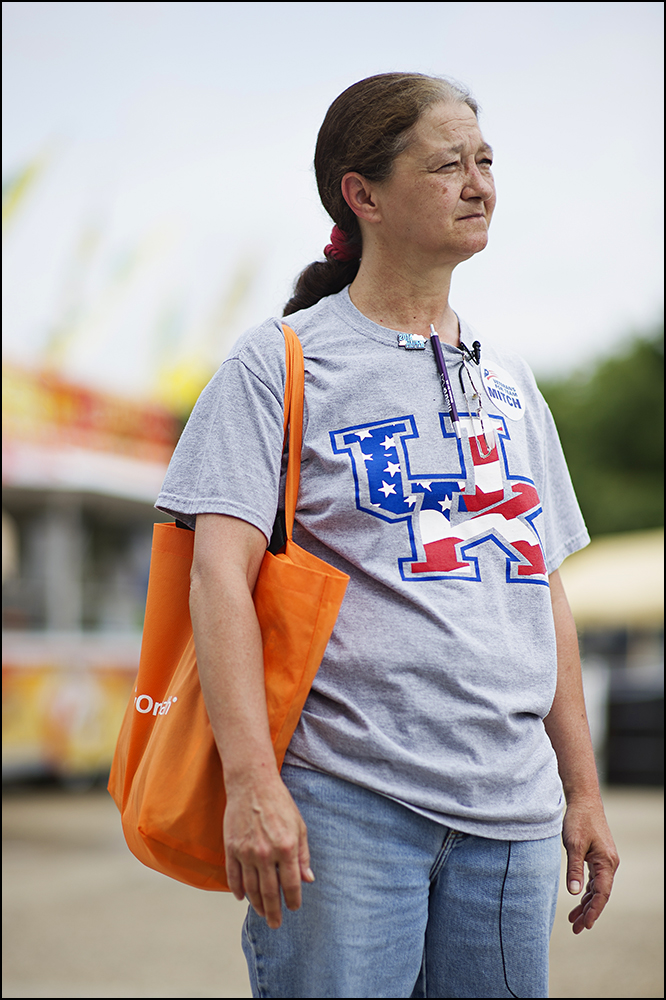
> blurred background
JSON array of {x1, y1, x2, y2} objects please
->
[{"x1": 2, "y1": 3, "x2": 663, "y2": 998}]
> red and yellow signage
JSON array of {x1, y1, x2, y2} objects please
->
[{"x1": 2, "y1": 363, "x2": 181, "y2": 463}]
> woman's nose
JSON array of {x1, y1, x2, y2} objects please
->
[{"x1": 462, "y1": 164, "x2": 495, "y2": 201}]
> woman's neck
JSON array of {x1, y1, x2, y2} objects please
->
[{"x1": 347, "y1": 251, "x2": 460, "y2": 345}]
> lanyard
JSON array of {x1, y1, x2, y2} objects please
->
[{"x1": 429, "y1": 326, "x2": 495, "y2": 456}]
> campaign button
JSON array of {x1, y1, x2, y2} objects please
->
[{"x1": 481, "y1": 363, "x2": 525, "y2": 421}]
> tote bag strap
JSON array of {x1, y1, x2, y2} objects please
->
[{"x1": 281, "y1": 323, "x2": 304, "y2": 543}]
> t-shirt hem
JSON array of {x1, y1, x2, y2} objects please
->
[{"x1": 281, "y1": 759, "x2": 564, "y2": 842}]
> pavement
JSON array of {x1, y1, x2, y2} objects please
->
[{"x1": 2, "y1": 784, "x2": 663, "y2": 999}]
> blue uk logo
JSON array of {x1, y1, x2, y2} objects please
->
[{"x1": 330, "y1": 413, "x2": 548, "y2": 585}]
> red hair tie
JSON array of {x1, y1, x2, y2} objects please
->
[{"x1": 324, "y1": 225, "x2": 361, "y2": 262}]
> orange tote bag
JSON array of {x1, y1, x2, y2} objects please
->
[{"x1": 108, "y1": 324, "x2": 349, "y2": 891}]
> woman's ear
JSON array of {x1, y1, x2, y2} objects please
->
[{"x1": 341, "y1": 172, "x2": 381, "y2": 223}]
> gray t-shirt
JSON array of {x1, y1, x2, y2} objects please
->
[{"x1": 157, "y1": 287, "x2": 589, "y2": 841}]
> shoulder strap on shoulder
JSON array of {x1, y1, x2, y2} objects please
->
[{"x1": 281, "y1": 324, "x2": 304, "y2": 541}]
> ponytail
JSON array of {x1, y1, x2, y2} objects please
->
[
  {"x1": 283, "y1": 257, "x2": 360, "y2": 316},
  {"x1": 283, "y1": 224, "x2": 362, "y2": 315}
]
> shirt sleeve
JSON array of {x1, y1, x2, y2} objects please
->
[
  {"x1": 528, "y1": 369, "x2": 590, "y2": 573},
  {"x1": 155, "y1": 320, "x2": 287, "y2": 544}
]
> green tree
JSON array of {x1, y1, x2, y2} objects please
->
[{"x1": 538, "y1": 325, "x2": 664, "y2": 536}]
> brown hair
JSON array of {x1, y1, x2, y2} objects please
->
[{"x1": 283, "y1": 72, "x2": 478, "y2": 316}]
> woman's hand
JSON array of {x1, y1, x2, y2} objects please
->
[
  {"x1": 561, "y1": 796, "x2": 619, "y2": 933},
  {"x1": 224, "y1": 769, "x2": 314, "y2": 929}
]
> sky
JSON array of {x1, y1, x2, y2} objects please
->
[{"x1": 2, "y1": 1, "x2": 664, "y2": 402}]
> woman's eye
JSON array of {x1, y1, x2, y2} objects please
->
[{"x1": 479, "y1": 158, "x2": 494, "y2": 167}]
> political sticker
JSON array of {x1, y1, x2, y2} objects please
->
[{"x1": 481, "y1": 363, "x2": 525, "y2": 421}]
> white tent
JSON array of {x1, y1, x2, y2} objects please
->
[{"x1": 559, "y1": 529, "x2": 664, "y2": 629}]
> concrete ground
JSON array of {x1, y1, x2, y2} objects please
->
[{"x1": 2, "y1": 785, "x2": 663, "y2": 999}]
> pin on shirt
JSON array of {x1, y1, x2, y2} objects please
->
[{"x1": 397, "y1": 333, "x2": 427, "y2": 350}]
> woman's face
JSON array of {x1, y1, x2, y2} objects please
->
[{"x1": 370, "y1": 100, "x2": 496, "y2": 265}]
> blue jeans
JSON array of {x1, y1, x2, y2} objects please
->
[{"x1": 242, "y1": 765, "x2": 561, "y2": 998}]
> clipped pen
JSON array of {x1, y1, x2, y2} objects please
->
[{"x1": 429, "y1": 324, "x2": 461, "y2": 439}]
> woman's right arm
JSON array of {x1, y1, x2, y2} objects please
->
[{"x1": 189, "y1": 512, "x2": 313, "y2": 929}]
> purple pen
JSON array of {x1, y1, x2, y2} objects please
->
[{"x1": 429, "y1": 324, "x2": 461, "y2": 439}]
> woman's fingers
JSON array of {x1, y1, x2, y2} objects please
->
[
  {"x1": 278, "y1": 849, "x2": 307, "y2": 913},
  {"x1": 235, "y1": 841, "x2": 306, "y2": 928},
  {"x1": 225, "y1": 853, "x2": 246, "y2": 903},
  {"x1": 249, "y1": 863, "x2": 282, "y2": 927}
]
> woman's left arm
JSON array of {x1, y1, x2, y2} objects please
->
[{"x1": 544, "y1": 569, "x2": 620, "y2": 933}]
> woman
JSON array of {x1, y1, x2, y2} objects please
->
[{"x1": 157, "y1": 73, "x2": 618, "y2": 998}]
